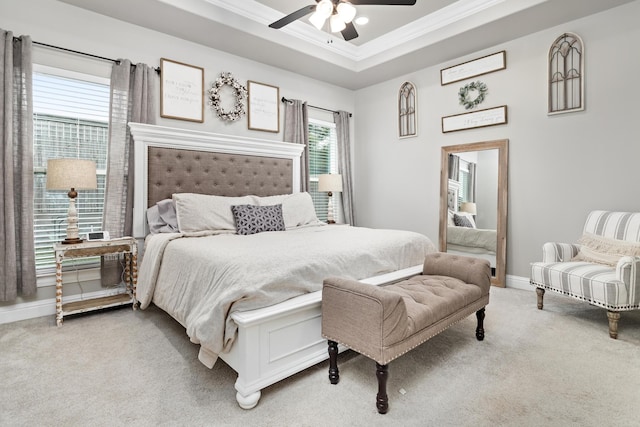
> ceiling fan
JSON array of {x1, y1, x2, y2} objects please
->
[{"x1": 268, "y1": 0, "x2": 417, "y2": 41}]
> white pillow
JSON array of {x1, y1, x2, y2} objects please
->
[
  {"x1": 173, "y1": 193, "x2": 257, "y2": 232},
  {"x1": 258, "y1": 192, "x2": 322, "y2": 229}
]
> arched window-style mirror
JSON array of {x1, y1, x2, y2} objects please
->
[
  {"x1": 398, "y1": 81, "x2": 417, "y2": 138},
  {"x1": 439, "y1": 139, "x2": 508, "y2": 287},
  {"x1": 548, "y1": 32, "x2": 584, "y2": 114}
]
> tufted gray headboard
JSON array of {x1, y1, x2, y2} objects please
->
[
  {"x1": 147, "y1": 147, "x2": 293, "y2": 207},
  {"x1": 130, "y1": 123, "x2": 305, "y2": 238}
]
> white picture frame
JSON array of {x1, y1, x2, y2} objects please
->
[
  {"x1": 442, "y1": 105, "x2": 508, "y2": 133},
  {"x1": 247, "y1": 81, "x2": 279, "y2": 133},
  {"x1": 441, "y1": 51, "x2": 506, "y2": 86},
  {"x1": 160, "y1": 58, "x2": 204, "y2": 123}
]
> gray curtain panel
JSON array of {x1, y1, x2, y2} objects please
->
[
  {"x1": 0, "y1": 29, "x2": 36, "y2": 301},
  {"x1": 333, "y1": 110, "x2": 355, "y2": 226},
  {"x1": 102, "y1": 59, "x2": 156, "y2": 285},
  {"x1": 448, "y1": 154, "x2": 460, "y2": 181},
  {"x1": 283, "y1": 99, "x2": 309, "y2": 192},
  {"x1": 468, "y1": 162, "x2": 476, "y2": 202}
]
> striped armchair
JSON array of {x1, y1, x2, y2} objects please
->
[{"x1": 530, "y1": 211, "x2": 640, "y2": 339}]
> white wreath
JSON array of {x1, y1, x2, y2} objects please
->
[
  {"x1": 458, "y1": 80, "x2": 488, "y2": 110},
  {"x1": 208, "y1": 72, "x2": 247, "y2": 121}
]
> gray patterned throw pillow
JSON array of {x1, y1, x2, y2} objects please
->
[{"x1": 231, "y1": 204, "x2": 286, "y2": 235}]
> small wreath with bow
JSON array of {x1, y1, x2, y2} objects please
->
[
  {"x1": 208, "y1": 72, "x2": 247, "y2": 121},
  {"x1": 458, "y1": 80, "x2": 488, "y2": 110}
]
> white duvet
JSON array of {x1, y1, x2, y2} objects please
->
[{"x1": 137, "y1": 225, "x2": 434, "y2": 366}]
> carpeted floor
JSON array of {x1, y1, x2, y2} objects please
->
[{"x1": 1, "y1": 287, "x2": 639, "y2": 427}]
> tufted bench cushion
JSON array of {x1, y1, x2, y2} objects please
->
[
  {"x1": 321, "y1": 252, "x2": 491, "y2": 413},
  {"x1": 322, "y1": 253, "x2": 491, "y2": 365}
]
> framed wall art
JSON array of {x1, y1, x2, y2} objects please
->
[
  {"x1": 442, "y1": 105, "x2": 508, "y2": 133},
  {"x1": 160, "y1": 58, "x2": 204, "y2": 123},
  {"x1": 247, "y1": 80, "x2": 279, "y2": 132},
  {"x1": 440, "y1": 51, "x2": 506, "y2": 86}
]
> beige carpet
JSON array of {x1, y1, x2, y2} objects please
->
[{"x1": 1, "y1": 287, "x2": 639, "y2": 427}]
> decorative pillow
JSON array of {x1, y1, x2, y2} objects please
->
[
  {"x1": 454, "y1": 213, "x2": 476, "y2": 228},
  {"x1": 146, "y1": 199, "x2": 179, "y2": 234},
  {"x1": 173, "y1": 193, "x2": 257, "y2": 232},
  {"x1": 231, "y1": 204, "x2": 286, "y2": 235},
  {"x1": 572, "y1": 233, "x2": 640, "y2": 266},
  {"x1": 257, "y1": 192, "x2": 322, "y2": 229},
  {"x1": 447, "y1": 210, "x2": 455, "y2": 226}
]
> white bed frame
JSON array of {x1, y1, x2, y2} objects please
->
[{"x1": 130, "y1": 123, "x2": 422, "y2": 409}]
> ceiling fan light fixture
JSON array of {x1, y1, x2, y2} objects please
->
[
  {"x1": 355, "y1": 16, "x2": 369, "y2": 25},
  {"x1": 308, "y1": 11, "x2": 327, "y2": 30},
  {"x1": 316, "y1": 0, "x2": 334, "y2": 19},
  {"x1": 330, "y1": 14, "x2": 347, "y2": 33},
  {"x1": 336, "y1": 2, "x2": 356, "y2": 23}
]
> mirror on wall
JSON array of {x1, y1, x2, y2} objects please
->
[{"x1": 439, "y1": 139, "x2": 508, "y2": 287}]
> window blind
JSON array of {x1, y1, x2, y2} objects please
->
[
  {"x1": 33, "y1": 71, "x2": 110, "y2": 274},
  {"x1": 308, "y1": 119, "x2": 339, "y2": 222}
]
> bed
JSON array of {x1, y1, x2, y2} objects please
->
[{"x1": 130, "y1": 123, "x2": 435, "y2": 409}]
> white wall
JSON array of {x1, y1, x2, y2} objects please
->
[
  {"x1": 354, "y1": 1, "x2": 640, "y2": 279},
  {"x1": 0, "y1": 0, "x2": 355, "y2": 314}
]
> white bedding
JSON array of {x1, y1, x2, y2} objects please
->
[
  {"x1": 447, "y1": 225, "x2": 497, "y2": 253},
  {"x1": 138, "y1": 225, "x2": 435, "y2": 367}
]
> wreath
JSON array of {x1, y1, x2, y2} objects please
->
[
  {"x1": 458, "y1": 80, "x2": 488, "y2": 110},
  {"x1": 208, "y1": 72, "x2": 247, "y2": 121}
]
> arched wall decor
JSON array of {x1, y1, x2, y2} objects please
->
[
  {"x1": 548, "y1": 32, "x2": 584, "y2": 114},
  {"x1": 398, "y1": 81, "x2": 417, "y2": 138}
]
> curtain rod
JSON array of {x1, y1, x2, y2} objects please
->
[
  {"x1": 281, "y1": 96, "x2": 352, "y2": 117},
  {"x1": 23, "y1": 39, "x2": 160, "y2": 73}
]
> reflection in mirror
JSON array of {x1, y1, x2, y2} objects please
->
[{"x1": 439, "y1": 140, "x2": 508, "y2": 287}]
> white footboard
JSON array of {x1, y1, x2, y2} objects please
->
[{"x1": 219, "y1": 264, "x2": 424, "y2": 409}]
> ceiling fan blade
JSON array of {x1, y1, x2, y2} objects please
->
[
  {"x1": 349, "y1": 0, "x2": 417, "y2": 5},
  {"x1": 341, "y1": 22, "x2": 359, "y2": 41},
  {"x1": 269, "y1": 5, "x2": 317, "y2": 29}
]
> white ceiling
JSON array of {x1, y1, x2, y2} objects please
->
[{"x1": 59, "y1": 0, "x2": 633, "y2": 89}]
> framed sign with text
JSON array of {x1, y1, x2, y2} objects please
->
[
  {"x1": 160, "y1": 58, "x2": 204, "y2": 122},
  {"x1": 247, "y1": 81, "x2": 279, "y2": 132},
  {"x1": 442, "y1": 105, "x2": 508, "y2": 133},
  {"x1": 441, "y1": 51, "x2": 506, "y2": 85}
]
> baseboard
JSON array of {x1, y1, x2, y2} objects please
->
[
  {"x1": 506, "y1": 274, "x2": 531, "y2": 291},
  {"x1": 0, "y1": 288, "x2": 126, "y2": 325}
]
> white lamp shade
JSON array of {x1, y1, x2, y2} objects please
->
[
  {"x1": 330, "y1": 14, "x2": 346, "y2": 32},
  {"x1": 315, "y1": 0, "x2": 334, "y2": 19},
  {"x1": 308, "y1": 12, "x2": 327, "y2": 30},
  {"x1": 460, "y1": 202, "x2": 477, "y2": 215},
  {"x1": 337, "y1": 2, "x2": 356, "y2": 23},
  {"x1": 318, "y1": 174, "x2": 343, "y2": 192},
  {"x1": 46, "y1": 159, "x2": 97, "y2": 190}
]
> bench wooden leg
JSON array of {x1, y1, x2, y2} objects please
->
[
  {"x1": 536, "y1": 287, "x2": 545, "y2": 309},
  {"x1": 475, "y1": 308, "x2": 485, "y2": 341},
  {"x1": 327, "y1": 340, "x2": 340, "y2": 384},
  {"x1": 376, "y1": 363, "x2": 389, "y2": 414}
]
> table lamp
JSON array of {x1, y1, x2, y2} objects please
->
[
  {"x1": 46, "y1": 158, "x2": 97, "y2": 244},
  {"x1": 460, "y1": 202, "x2": 477, "y2": 216},
  {"x1": 318, "y1": 173, "x2": 343, "y2": 224}
]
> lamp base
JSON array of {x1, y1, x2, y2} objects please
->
[{"x1": 61, "y1": 237, "x2": 84, "y2": 245}]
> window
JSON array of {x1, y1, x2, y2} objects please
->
[
  {"x1": 308, "y1": 118, "x2": 340, "y2": 222},
  {"x1": 33, "y1": 67, "x2": 110, "y2": 275}
]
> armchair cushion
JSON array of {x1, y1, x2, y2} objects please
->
[{"x1": 572, "y1": 233, "x2": 640, "y2": 266}]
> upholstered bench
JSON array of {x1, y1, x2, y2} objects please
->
[{"x1": 321, "y1": 252, "x2": 491, "y2": 414}]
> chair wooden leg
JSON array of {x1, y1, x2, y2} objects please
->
[
  {"x1": 475, "y1": 308, "x2": 485, "y2": 341},
  {"x1": 607, "y1": 311, "x2": 620, "y2": 339},
  {"x1": 376, "y1": 363, "x2": 389, "y2": 414},
  {"x1": 536, "y1": 288, "x2": 545, "y2": 310},
  {"x1": 327, "y1": 340, "x2": 340, "y2": 384}
]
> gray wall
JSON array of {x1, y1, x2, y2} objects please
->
[{"x1": 353, "y1": 1, "x2": 640, "y2": 281}]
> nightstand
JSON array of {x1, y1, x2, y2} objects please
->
[{"x1": 54, "y1": 237, "x2": 138, "y2": 326}]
